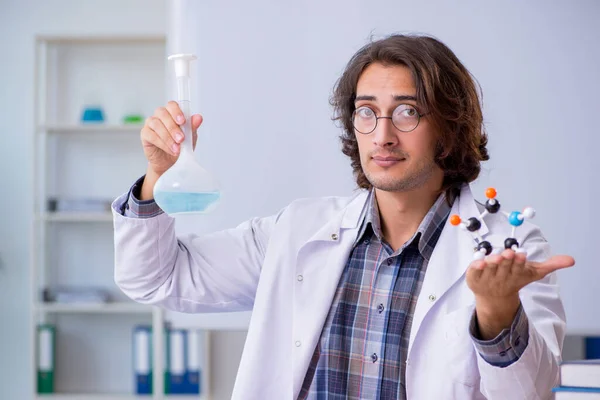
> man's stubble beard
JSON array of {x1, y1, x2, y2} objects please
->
[{"x1": 363, "y1": 156, "x2": 439, "y2": 193}]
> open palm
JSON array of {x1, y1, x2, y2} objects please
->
[{"x1": 466, "y1": 249, "x2": 575, "y2": 298}]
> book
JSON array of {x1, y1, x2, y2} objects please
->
[
  {"x1": 586, "y1": 338, "x2": 600, "y2": 360},
  {"x1": 553, "y1": 386, "x2": 600, "y2": 399},
  {"x1": 561, "y1": 359, "x2": 600, "y2": 388}
]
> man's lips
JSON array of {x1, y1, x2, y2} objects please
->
[{"x1": 372, "y1": 155, "x2": 406, "y2": 167}]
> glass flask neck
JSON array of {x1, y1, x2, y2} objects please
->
[{"x1": 177, "y1": 99, "x2": 194, "y2": 155}]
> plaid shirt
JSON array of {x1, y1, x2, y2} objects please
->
[
  {"x1": 120, "y1": 176, "x2": 165, "y2": 218},
  {"x1": 118, "y1": 177, "x2": 530, "y2": 398}
]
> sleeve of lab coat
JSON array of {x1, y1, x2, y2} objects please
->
[
  {"x1": 112, "y1": 191, "x2": 281, "y2": 313},
  {"x1": 476, "y1": 227, "x2": 566, "y2": 400}
]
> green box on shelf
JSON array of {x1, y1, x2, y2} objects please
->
[{"x1": 123, "y1": 114, "x2": 144, "y2": 124}]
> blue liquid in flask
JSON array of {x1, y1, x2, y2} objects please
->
[{"x1": 154, "y1": 191, "x2": 221, "y2": 214}]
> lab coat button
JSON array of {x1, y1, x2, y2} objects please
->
[
  {"x1": 295, "y1": 341, "x2": 301, "y2": 347},
  {"x1": 331, "y1": 233, "x2": 338, "y2": 240},
  {"x1": 428, "y1": 294, "x2": 436, "y2": 302},
  {"x1": 297, "y1": 275, "x2": 303, "y2": 282}
]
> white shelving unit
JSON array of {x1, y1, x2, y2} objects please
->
[
  {"x1": 39, "y1": 212, "x2": 114, "y2": 223},
  {"x1": 31, "y1": 35, "x2": 212, "y2": 400},
  {"x1": 40, "y1": 124, "x2": 143, "y2": 134}
]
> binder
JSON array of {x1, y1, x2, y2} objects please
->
[
  {"x1": 133, "y1": 325, "x2": 153, "y2": 395},
  {"x1": 167, "y1": 328, "x2": 187, "y2": 394},
  {"x1": 164, "y1": 327, "x2": 170, "y2": 394},
  {"x1": 37, "y1": 324, "x2": 55, "y2": 394},
  {"x1": 185, "y1": 329, "x2": 202, "y2": 394}
]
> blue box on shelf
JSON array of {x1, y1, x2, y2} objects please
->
[{"x1": 81, "y1": 106, "x2": 105, "y2": 123}]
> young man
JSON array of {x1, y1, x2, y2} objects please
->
[{"x1": 113, "y1": 34, "x2": 574, "y2": 399}]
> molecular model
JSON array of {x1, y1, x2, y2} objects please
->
[{"x1": 449, "y1": 188, "x2": 536, "y2": 260}]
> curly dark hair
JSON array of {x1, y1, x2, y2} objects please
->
[{"x1": 332, "y1": 33, "x2": 489, "y2": 201}]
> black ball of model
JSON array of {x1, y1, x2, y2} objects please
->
[
  {"x1": 466, "y1": 217, "x2": 481, "y2": 232},
  {"x1": 504, "y1": 238, "x2": 519, "y2": 250},
  {"x1": 485, "y1": 199, "x2": 501, "y2": 213},
  {"x1": 477, "y1": 241, "x2": 493, "y2": 256}
]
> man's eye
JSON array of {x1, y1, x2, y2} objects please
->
[
  {"x1": 357, "y1": 107, "x2": 375, "y2": 118},
  {"x1": 395, "y1": 105, "x2": 417, "y2": 118}
]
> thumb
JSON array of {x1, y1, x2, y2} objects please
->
[
  {"x1": 529, "y1": 255, "x2": 575, "y2": 277},
  {"x1": 191, "y1": 114, "x2": 203, "y2": 134}
]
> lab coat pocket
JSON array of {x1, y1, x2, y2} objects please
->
[{"x1": 442, "y1": 306, "x2": 480, "y2": 388}]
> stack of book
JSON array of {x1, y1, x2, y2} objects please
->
[{"x1": 552, "y1": 359, "x2": 600, "y2": 399}]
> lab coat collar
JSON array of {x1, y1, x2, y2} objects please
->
[
  {"x1": 305, "y1": 184, "x2": 487, "y2": 244},
  {"x1": 303, "y1": 190, "x2": 370, "y2": 244}
]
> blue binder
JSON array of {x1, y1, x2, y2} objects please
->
[
  {"x1": 167, "y1": 328, "x2": 187, "y2": 394},
  {"x1": 185, "y1": 329, "x2": 202, "y2": 394},
  {"x1": 133, "y1": 325, "x2": 153, "y2": 395}
]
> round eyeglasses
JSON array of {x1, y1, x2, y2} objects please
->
[{"x1": 352, "y1": 104, "x2": 427, "y2": 134}]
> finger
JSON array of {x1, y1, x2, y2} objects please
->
[
  {"x1": 474, "y1": 255, "x2": 499, "y2": 284},
  {"x1": 480, "y1": 253, "x2": 502, "y2": 274},
  {"x1": 140, "y1": 125, "x2": 170, "y2": 157},
  {"x1": 514, "y1": 251, "x2": 527, "y2": 264},
  {"x1": 144, "y1": 117, "x2": 179, "y2": 156},
  {"x1": 191, "y1": 114, "x2": 203, "y2": 132},
  {"x1": 469, "y1": 252, "x2": 499, "y2": 271},
  {"x1": 141, "y1": 124, "x2": 177, "y2": 157},
  {"x1": 469, "y1": 259, "x2": 486, "y2": 271},
  {"x1": 500, "y1": 248, "x2": 516, "y2": 261},
  {"x1": 495, "y1": 249, "x2": 516, "y2": 280},
  {"x1": 191, "y1": 114, "x2": 203, "y2": 149},
  {"x1": 511, "y1": 251, "x2": 527, "y2": 271},
  {"x1": 466, "y1": 265, "x2": 483, "y2": 283},
  {"x1": 166, "y1": 100, "x2": 185, "y2": 125},
  {"x1": 527, "y1": 255, "x2": 576, "y2": 278},
  {"x1": 484, "y1": 253, "x2": 504, "y2": 265},
  {"x1": 157, "y1": 106, "x2": 184, "y2": 144}
]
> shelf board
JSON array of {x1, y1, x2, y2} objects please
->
[
  {"x1": 35, "y1": 396, "x2": 140, "y2": 400},
  {"x1": 40, "y1": 212, "x2": 113, "y2": 222},
  {"x1": 36, "y1": 34, "x2": 166, "y2": 44},
  {"x1": 35, "y1": 394, "x2": 204, "y2": 400},
  {"x1": 40, "y1": 124, "x2": 143, "y2": 134},
  {"x1": 36, "y1": 393, "x2": 206, "y2": 400},
  {"x1": 36, "y1": 302, "x2": 154, "y2": 314},
  {"x1": 168, "y1": 311, "x2": 252, "y2": 331}
]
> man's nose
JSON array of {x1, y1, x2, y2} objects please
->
[{"x1": 372, "y1": 117, "x2": 398, "y2": 147}]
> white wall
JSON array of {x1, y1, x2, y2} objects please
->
[
  {"x1": 2, "y1": 0, "x2": 599, "y2": 399},
  {"x1": 165, "y1": 0, "x2": 600, "y2": 335}
]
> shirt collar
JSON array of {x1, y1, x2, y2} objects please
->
[{"x1": 357, "y1": 188, "x2": 452, "y2": 261}]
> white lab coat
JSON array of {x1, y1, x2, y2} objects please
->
[{"x1": 113, "y1": 184, "x2": 565, "y2": 400}]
